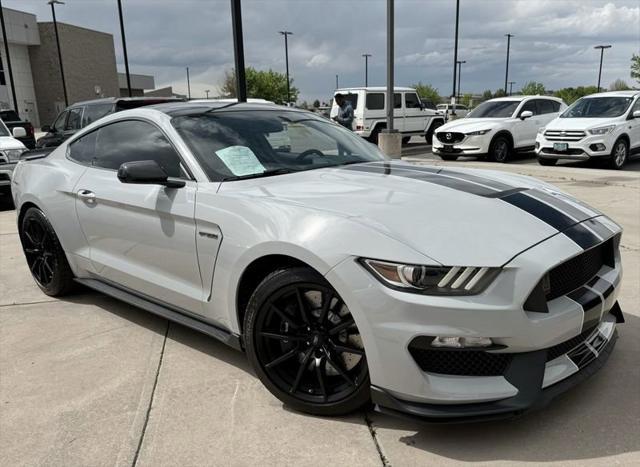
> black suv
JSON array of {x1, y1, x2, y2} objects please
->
[{"x1": 36, "y1": 97, "x2": 184, "y2": 149}]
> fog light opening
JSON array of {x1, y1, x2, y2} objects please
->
[
  {"x1": 590, "y1": 143, "x2": 606, "y2": 152},
  {"x1": 431, "y1": 336, "x2": 494, "y2": 349}
]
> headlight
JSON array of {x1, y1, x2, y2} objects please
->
[
  {"x1": 360, "y1": 259, "x2": 500, "y2": 295},
  {"x1": 1, "y1": 149, "x2": 25, "y2": 162},
  {"x1": 588, "y1": 125, "x2": 615, "y2": 135},
  {"x1": 465, "y1": 129, "x2": 491, "y2": 136}
]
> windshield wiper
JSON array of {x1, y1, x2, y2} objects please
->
[{"x1": 220, "y1": 168, "x2": 297, "y2": 182}]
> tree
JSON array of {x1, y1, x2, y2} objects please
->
[
  {"x1": 553, "y1": 86, "x2": 599, "y2": 105},
  {"x1": 482, "y1": 89, "x2": 493, "y2": 101},
  {"x1": 312, "y1": 99, "x2": 321, "y2": 108},
  {"x1": 609, "y1": 79, "x2": 631, "y2": 91},
  {"x1": 412, "y1": 82, "x2": 441, "y2": 105},
  {"x1": 461, "y1": 93, "x2": 473, "y2": 107},
  {"x1": 631, "y1": 53, "x2": 640, "y2": 85},
  {"x1": 220, "y1": 67, "x2": 299, "y2": 104},
  {"x1": 493, "y1": 88, "x2": 507, "y2": 98},
  {"x1": 521, "y1": 81, "x2": 546, "y2": 95}
]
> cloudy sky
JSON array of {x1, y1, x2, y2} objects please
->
[{"x1": 7, "y1": 0, "x2": 640, "y2": 102}]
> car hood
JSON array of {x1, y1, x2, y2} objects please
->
[
  {"x1": 438, "y1": 118, "x2": 507, "y2": 133},
  {"x1": 0, "y1": 136, "x2": 26, "y2": 150},
  {"x1": 545, "y1": 117, "x2": 615, "y2": 131},
  {"x1": 218, "y1": 161, "x2": 601, "y2": 266}
]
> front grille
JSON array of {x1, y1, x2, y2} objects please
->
[
  {"x1": 408, "y1": 345, "x2": 513, "y2": 376},
  {"x1": 540, "y1": 147, "x2": 585, "y2": 156},
  {"x1": 0, "y1": 173, "x2": 10, "y2": 182},
  {"x1": 546, "y1": 240, "x2": 611, "y2": 300},
  {"x1": 436, "y1": 131, "x2": 465, "y2": 144},
  {"x1": 546, "y1": 326, "x2": 597, "y2": 362},
  {"x1": 544, "y1": 129, "x2": 586, "y2": 142}
]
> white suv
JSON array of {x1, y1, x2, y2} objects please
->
[
  {"x1": 433, "y1": 96, "x2": 566, "y2": 163},
  {"x1": 330, "y1": 87, "x2": 444, "y2": 144},
  {"x1": 536, "y1": 91, "x2": 640, "y2": 170}
]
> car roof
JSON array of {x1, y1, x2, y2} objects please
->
[
  {"x1": 489, "y1": 95, "x2": 564, "y2": 103},
  {"x1": 69, "y1": 96, "x2": 184, "y2": 108},
  {"x1": 335, "y1": 87, "x2": 416, "y2": 92},
  {"x1": 583, "y1": 90, "x2": 640, "y2": 98},
  {"x1": 148, "y1": 101, "x2": 309, "y2": 117}
]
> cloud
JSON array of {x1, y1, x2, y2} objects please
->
[{"x1": 306, "y1": 53, "x2": 330, "y2": 68}]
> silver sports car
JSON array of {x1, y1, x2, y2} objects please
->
[{"x1": 11, "y1": 102, "x2": 624, "y2": 422}]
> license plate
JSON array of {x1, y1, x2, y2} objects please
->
[
  {"x1": 443, "y1": 145, "x2": 454, "y2": 153},
  {"x1": 553, "y1": 143, "x2": 568, "y2": 152}
]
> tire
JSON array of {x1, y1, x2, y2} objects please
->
[
  {"x1": 488, "y1": 135, "x2": 511, "y2": 163},
  {"x1": 538, "y1": 157, "x2": 557, "y2": 166},
  {"x1": 440, "y1": 154, "x2": 459, "y2": 161},
  {"x1": 402, "y1": 136, "x2": 411, "y2": 145},
  {"x1": 244, "y1": 267, "x2": 370, "y2": 416},
  {"x1": 19, "y1": 207, "x2": 75, "y2": 296},
  {"x1": 368, "y1": 127, "x2": 382, "y2": 145},
  {"x1": 608, "y1": 139, "x2": 628, "y2": 170},
  {"x1": 425, "y1": 120, "x2": 443, "y2": 145}
]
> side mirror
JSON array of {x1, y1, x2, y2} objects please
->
[
  {"x1": 633, "y1": 110, "x2": 640, "y2": 119},
  {"x1": 520, "y1": 110, "x2": 533, "y2": 120},
  {"x1": 12, "y1": 127, "x2": 27, "y2": 138},
  {"x1": 117, "y1": 160, "x2": 185, "y2": 188},
  {"x1": 41, "y1": 125, "x2": 52, "y2": 133}
]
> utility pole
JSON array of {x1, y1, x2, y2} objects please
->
[
  {"x1": 335, "y1": 74, "x2": 339, "y2": 89},
  {"x1": 48, "y1": 0, "x2": 68, "y2": 107},
  {"x1": 508, "y1": 81, "x2": 515, "y2": 96},
  {"x1": 504, "y1": 33, "x2": 513, "y2": 95},
  {"x1": 205, "y1": 89, "x2": 210, "y2": 99},
  {"x1": 456, "y1": 60, "x2": 466, "y2": 101},
  {"x1": 451, "y1": 0, "x2": 460, "y2": 116},
  {"x1": 385, "y1": 0, "x2": 395, "y2": 131},
  {"x1": 594, "y1": 45, "x2": 612, "y2": 92},
  {"x1": 117, "y1": 0, "x2": 132, "y2": 97},
  {"x1": 230, "y1": 0, "x2": 246, "y2": 102},
  {"x1": 279, "y1": 31, "x2": 293, "y2": 105},
  {"x1": 0, "y1": 0, "x2": 18, "y2": 114},
  {"x1": 362, "y1": 53, "x2": 371, "y2": 87},
  {"x1": 186, "y1": 67, "x2": 191, "y2": 99}
]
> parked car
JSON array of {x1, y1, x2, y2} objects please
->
[
  {"x1": 0, "y1": 110, "x2": 36, "y2": 149},
  {"x1": 0, "y1": 119, "x2": 28, "y2": 196},
  {"x1": 35, "y1": 96, "x2": 184, "y2": 149},
  {"x1": 536, "y1": 90, "x2": 640, "y2": 170},
  {"x1": 12, "y1": 102, "x2": 625, "y2": 422},
  {"x1": 436, "y1": 103, "x2": 470, "y2": 119},
  {"x1": 330, "y1": 87, "x2": 445, "y2": 144},
  {"x1": 433, "y1": 96, "x2": 566, "y2": 162}
]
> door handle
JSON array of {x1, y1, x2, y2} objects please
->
[{"x1": 77, "y1": 189, "x2": 96, "y2": 203}]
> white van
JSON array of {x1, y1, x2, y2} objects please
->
[
  {"x1": 330, "y1": 87, "x2": 445, "y2": 144},
  {"x1": 436, "y1": 103, "x2": 470, "y2": 118}
]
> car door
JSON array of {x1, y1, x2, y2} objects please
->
[
  {"x1": 627, "y1": 98, "x2": 640, "y2": 151},
  {"x1": 394, "y1": 92, "x2": 405, "y2": 132},
  {"x1": 73, "y1": 119, "x2": 204, "y2": 313},
  {"x1": 404, "y1": 92, "x2": 426, "y2": 133},
  {"x1": 513, "y1": 100, "x2": 540, "y2": 148}
]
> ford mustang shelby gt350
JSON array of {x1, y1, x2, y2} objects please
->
[{"x1": 11, "y1": 102, "x2": 624, "y2": 422}]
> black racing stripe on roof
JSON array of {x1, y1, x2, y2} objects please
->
[
  {"x1": 563, "y1": 223, "x2": 602, "y2": 250},
  {"x1": 502, "y1": 192, "x2": 576, "y2": 232}
]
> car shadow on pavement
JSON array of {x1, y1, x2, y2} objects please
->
[
  {"x1": 0, "y1": 193, "x2": 15, "y2": 212},
  {"x1": 369, "y1": 312, "x2": 640, "y2": 463}
]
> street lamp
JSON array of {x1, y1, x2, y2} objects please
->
[
  {"x1": 0, "y1": 0, "x2": 18, "y2": 114},
  {"x1": 279, "y1": 31, "x2": 293, "y2": 105},
  {"x1": 48, "y1": 0, "x2": 68, "y2": 106},
  {"x1": 451, "y1": 0, "x2": 460, "y2": 115},
  {"x1": 205, "y1": 89, "x2": 210, "y2": 99},
  {"x1": 504, "y1": 33, "x2": 514, "y2": 95},
  {"x1": 508, "y1": 81, "x2": 516, "y2": 96},
  {"x1": 186, "y1": 67, "x2": 191, "y2": 99},
  {"x1": 456, "y1": 60, "x2": 466, "y2": 100},
  {"x1": 230, "y1": 0, "x2": 246, "y2": 102},
  {"x1": 594, "y1": 45, "x2": 612, "y2": 92},
  {"x1": 362, "y1": 53, "x2": 371, "y2": 87},
  {"x1": 117, "y1": 0, "x2": 132, "y2": 97}
]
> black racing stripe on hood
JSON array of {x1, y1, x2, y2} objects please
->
[
  {"x1": 501, "y1": 192, "x2": 575, "y2": 232},
  {"x1": 568, "y1": 287, "x2": 602, "y2": 312},
  {"x1": 525, "y1": 189, "x2": 592, "y2": 223},
  {"x1": 583, "y1": 218, "x2": 615, "y2": 241},
  {"x1": 563, "y1": 223, "x2": 601, "y2": 250}
]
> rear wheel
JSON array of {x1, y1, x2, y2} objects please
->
[
  {"x1": 538, "y1": 157, "x2": 557, "y2": 166},
  {"x1": 608, "y1": 139, "x2": 628, "y2": 170},
  {"x1": 488, "y1": 135, "x2": 511, "y2": 163},
  {"x1": 244, "y1": 267, "x2": 370, "y2": 416},
  {"x1": 368, "y1": 127, "x2": 382, "y2": 145},
  {"x1": 19, "y1": 207, "x2": 74, "y2": 296}
]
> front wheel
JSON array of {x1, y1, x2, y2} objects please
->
[
  {"x1": 244, "y1": 267, "x2": 370, "y2": 416},
  {"x1": 537, "y1": 157, "x2": 557, "y2": 166},
  {"x1": 608, "y1": 139, "x2": 628, "y2": 170},
  {"x1": 488, "y1": 136, "x2": 511, "y2": 163},
  {"x1": 425, "y1": 120, "x2": 443, "y2": 145}
]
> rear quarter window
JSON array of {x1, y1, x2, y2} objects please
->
[{"x1": 68, "y1": 131, "x2": 97, "y2": 164}]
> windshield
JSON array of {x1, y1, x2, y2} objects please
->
[
  {"x1": 0, "y1": 121, "x2": 9, "y2": 137},
  {"x1": 467, "y1": 100, "x2": 520, "y2": 118},
  {"x1": 172, "y1": 110, "x2": 385, "y2": 181},
  {"x1": 560, "y1": 97, "x2": 633, "y2": 118}
]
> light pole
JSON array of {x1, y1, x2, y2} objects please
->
[
  {"x1": 335, "y1": 74, "x2": 339, "y2": 89},
  {"x1": 279, "y1": 31, "x2": 293, "y2": 105},
  {"x1": 362, "y1": 53, "x2": 371, "y2": 86},
  {"x1": 117, "y1": 0, "x2": 132, "y2": 97},
  {"x1": 230, "y1": 0, "x2": 246, "y2": 102},
  {"x1": 456, "y1": 60, "x2": 466, "y2": 100},
  {"x1": 186, "y1": 67, "x2": 191, "y2": 99},
  {"x1": 594, "y1": 45, "x2": 612, "y2": 92},
  {"x1": 48, "y1": 0, "x2": 68, "y2": 107},
  {"x1": 385, "y1": 0, "x2": 395, "y2": 132},
  {"x1": 508, "y1": 81, "x2": 515, "y2": 96},
  {"x1": 205, "y1": 89, "x2": 210, "y2": 99},
  {"x1": 0, "y1": 0, "x2": 18, "y2": 114},
  {"x1": 451, "y1": 0, "x2": 460, "y2": 115},
  {"x1": 504, "y1": 33, "x2": 513, "y2": 95}
]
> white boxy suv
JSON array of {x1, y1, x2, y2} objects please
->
[
  {"x1": 536, "y1": 91, "x2": 640, "y2": 170},
  {"x1": 433, "y1": 96, "x2": 566, "y2": 163},
  {"x1": 330, "y1": 87, "x2": 445, "y2": 144},
  {"x1": 0, "y1": 119, "x2": 28, "y2": 196}
]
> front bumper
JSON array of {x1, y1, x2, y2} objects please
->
[
  {"x1": 0, "y1": 162, "x2": 16, "y2": 189},
  {"x1": 536, "y1": 134, "x2": 612, "y2": 160},
  {"x1": 432, "y1": 134, "x2": 491, "y2": 155}
]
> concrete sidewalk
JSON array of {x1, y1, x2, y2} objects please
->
[{"x1": 1, "y1": 162, "x2": 638, "y2": 466}]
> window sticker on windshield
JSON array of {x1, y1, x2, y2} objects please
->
[{"x1": 216, "y1": 145, "x2": 265, "y2": 176}]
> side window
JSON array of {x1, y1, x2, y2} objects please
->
[
  {"x1": 537, "y1": 99, "x2": 555, "y2": 115},
  {"x1": 344, "y1": 93, "x2": 358, "y2": 110},
  {"x1": 366, "y1": 93, "x2": 385, "y2": 110},
  {"x1": 551, "y1": 101, "x2": 561, "y2": 112},
  {"x1": 68, "y1": 131, "x2": 97, "y2": 164},
  {"x1": 52, "y1": 111, "x2": 68, "y2": 132},
  {"x1": 405, "y1": 93, "x2": 421, "y2": 109},
  {"x1": 630, "y1": 98, "x2": 640, "y2": 114},
  {"x1": 82, "y1": 104, "x2": 113, "y2": 127},
  {"x1": 93, "y1": 120, "x2": 185, "y2": 178},
  {"x1": 394, "y1": 93, "x2": 402, "y2": 109},
  {"x1": 65, "y1": 107, "x2": 84, "y2": 131},
  {"x1": 520, "y1": 100, "x2": 538, "y2": 116}
]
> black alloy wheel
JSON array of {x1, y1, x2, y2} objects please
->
[
  {"x1": 244, "y1": 268, "x2": 370, "y2": 416},
  {"x1": 489, "y1": 136, "x2": 511, "y2": 163},
  {"x1": 19, "y1": 207, "x2": 74, "y2": 296}
]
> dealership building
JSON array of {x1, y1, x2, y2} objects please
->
[{"x1": 0, "y1": 6, "x2": 156, "y2": 128}]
